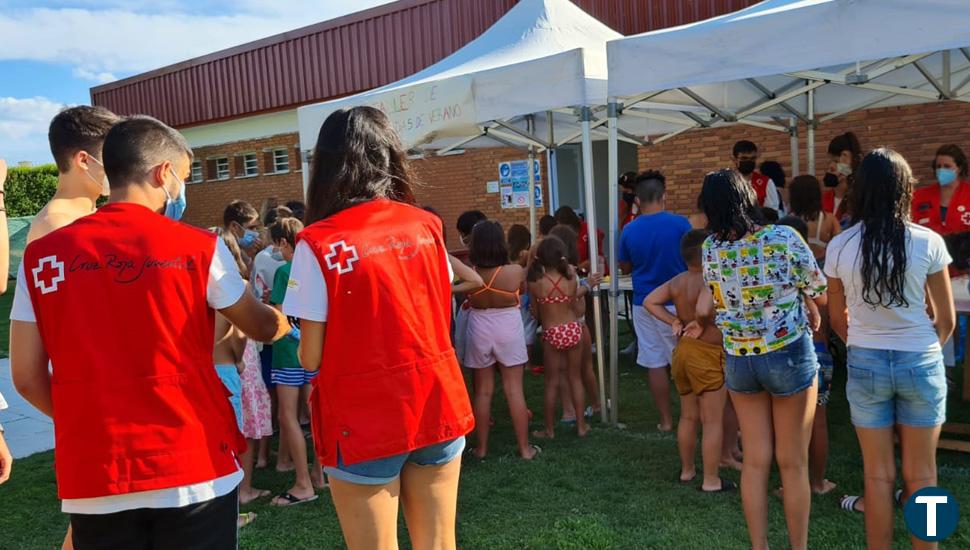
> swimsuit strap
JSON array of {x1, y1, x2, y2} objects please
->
[
  {"x1": 469, "y1": 265, "x2": 520, "y2": 300},
  {"x1": 545, "y1": 275, "x2": 569, "y2": 300}
]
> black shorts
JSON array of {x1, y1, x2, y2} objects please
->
[{"x1": 70, "y1": 487, "x2": 238, "y2": 550}]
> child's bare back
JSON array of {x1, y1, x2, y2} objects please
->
[{"x1": 668, "y1": 271, "x2": 722, "y2": 346}]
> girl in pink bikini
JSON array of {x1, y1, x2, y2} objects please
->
[{"x1": 528, "y1": 235, "x2": 592, "y2": 438}]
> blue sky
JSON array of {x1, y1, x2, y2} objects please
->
[{"x1": 0, "y1": 0, "x2": 395, "y2": 165}]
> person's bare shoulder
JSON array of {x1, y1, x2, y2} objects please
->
[{"x1": 26, "y1": 208, "x2": 87, "y2": 244}]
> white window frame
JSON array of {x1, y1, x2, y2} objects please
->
[
  {"x1": 215, "y1": 157, "x2": 230, "y2": 180},
  {"x1": 189, "y1": 161, "x2": 203, "y2": 184},
  {"x1": 272, "y1": 148, "x2": 290, "y2": 174},
  {"x1": 243, "y1": 153, "x2": 259, "y2": 177}
]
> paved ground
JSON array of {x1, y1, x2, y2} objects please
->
[{"x1": 0, "y1": 359, "x2": 54, "y2": 459}]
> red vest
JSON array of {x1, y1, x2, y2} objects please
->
[
  {"x1": 912, "y1": 182, "x2": 970, "y2": 234},
  {"x1": 23, "y1": 203, "x2": 245, "y2": 499},
  {"x1": 298, "y1": 200, "x2": 474, "y2": 467},
  {"x1": 749, "y1": 171, "x2": 770, "y2": 207}
]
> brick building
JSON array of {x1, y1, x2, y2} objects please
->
[{"x1": 90, "y1": 0, "x2": 969, "y2": 245}]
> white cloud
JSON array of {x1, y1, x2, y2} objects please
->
[
  {"x1": 73, "y1": 67, "x2": 118, "y2": 84},
  {"x1": 0, "y1": 96, "x2": 67, "y2": 165},
  {"x1": 0, "y1": 1, "x2": 396, "y2": 79}
]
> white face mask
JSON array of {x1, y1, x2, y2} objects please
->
[
  {"x1": 85, "y1": 153, "x2": 110, "y2": 196},
  {"x1": 836, "y1": 162, "x2": 853, "y2": 177}
]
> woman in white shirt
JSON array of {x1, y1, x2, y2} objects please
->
[{"x1": 825, "y1": 148, "x2": 954, "y2": 549}]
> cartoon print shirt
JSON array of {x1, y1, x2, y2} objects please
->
[{"x1": 702, "y1": 225, "x2": 827, "y2": 356}]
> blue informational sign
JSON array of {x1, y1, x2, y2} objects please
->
[
  {"x1": 903, "y1": 487, "x2": 959, "y2": 542},
  {"x1": 498, "y1": 159, "x2": 542, "y2": 209}
]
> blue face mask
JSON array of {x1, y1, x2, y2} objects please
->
[
  {"x1": 937, "y1": 168, "x2": 958, "y2": 187},
  {"x1": 271, "y1": 248, "x2": 284, "y2": 262},
  {"x1": 240, "y1": 229, "x2": 259, "y2": 249},
  {"x1": 164, "y1": 168, "x2": 187, "y2": 221}
]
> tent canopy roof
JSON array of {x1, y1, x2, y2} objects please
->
[{"x1": 298, "y1": 0, "x2": 621, "y2": 151}]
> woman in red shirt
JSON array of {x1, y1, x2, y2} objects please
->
[
  {"x1": 283, "y1": 106, "x2": 473, "y2": 549},
  {"x1": 911, "y1": 144, "x2": 970, "y2": 234}
]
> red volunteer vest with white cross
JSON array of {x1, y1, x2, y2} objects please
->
[
  {"x1": 912, "y1": 182, "x2": 970, "y2": 234},
  {"x1": 22, "y1": 203, "x2": 245, "y2": 499},
  {"x1": 297, "y1": 199, "x2": 474, "y2": 467},
  {"x1": 750, "y1": 171, "x2": 770, "y2": 207}
]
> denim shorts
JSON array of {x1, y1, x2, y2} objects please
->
[
  {"x1": 725, "y1": 332, "x2": 818, "y2": 396},
  {"x1": 816, "y1": 341, "x2": 834, "y2": 406},
  {"x1": 324, "y1": 437, "x2": 465, "y2": 486},
  {"x1": 846, "y1": 346, "x2": 947, "y2": 429}
]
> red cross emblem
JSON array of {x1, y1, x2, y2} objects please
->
[
  {"x1": 324, "y1": 241, "x2": 359, "y2": 274},
  {"x1": 961, "y1": 211, "x2": 970, "y2": 226},
  {"x1": 32, "y1": 255, "x2": 65, "y2": 295}
]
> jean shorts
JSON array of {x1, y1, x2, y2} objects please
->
[
  {"x1": 725, "y1": 332, "x2": 818, "y2": 396},
  {"x1": 846, "y1": 346, "x2": 947, "y2": 429},
  {"x1": 324, "y1": 437, "x2": 465, "y2": 486},
  {"x1": 816, "y1": 341, "x2": 834, "y2": 407}
]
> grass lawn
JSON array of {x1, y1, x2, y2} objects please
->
[{"x1": 2, "y1": 329, "x2": 970, "y2": 549}]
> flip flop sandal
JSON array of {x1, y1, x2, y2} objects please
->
[
  {"x1": 701, "y1": 479, "x2": 737, "y2": 493},
  {"x1": 237, "y1": 512, "x2": 257, "y2": 528},
  {"x1": 840, "y1": 495, "x2": 863, "y2": 513},
  {"x1": 678, "y1": 473, "x2": 696, "y2": 484},
  {"x1": 559, "y1": 418, "x2": 577, "y2": 426},
  {"x1": 524, "y1": 444, "x2": 542, "y2": 460},
  {"x1": 895, "y1": 489, "x2": 904, "y2": 506},
  {"x1": 271, "y1": 492, "x2": 319, "y2": 507}
]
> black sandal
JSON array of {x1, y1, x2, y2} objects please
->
[{"x1": 700, "y1": 479, "x2": 737, "y2": 493}]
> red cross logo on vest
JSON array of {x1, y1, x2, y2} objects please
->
[
  {"x1": 961, "y1": 211, "x2": 970, "y2": 226},
  {"x1": 32, "y1": 255, "x2": 65, "y2": 295},
  {"x1": 324, "y1": 240, "x2": 359, "y2": 274}
]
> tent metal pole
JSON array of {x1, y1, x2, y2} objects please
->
[
  {"x1": 527, "y1": 115, "x2": 537, "y2": 238},
  {"x1": 607, "y1": 99, "x2": 620, "y2": 426},
  {"x1": 807, "y1": 86, "x2": 816, "y2": 176},
  {"x1": 789, "y1": 118, "x2": 800, "y2": 178},
  {"x1": 580, "y1": 105, "x2": 608, "y2": 427},
  {"x1": 547, "y1": 111, "x2": 557, "y2": 214}
]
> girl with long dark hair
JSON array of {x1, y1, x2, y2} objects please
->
[
  {"x1": 283, "y1": 106, "x2": 473, "y2": 549},
  {"x1": 825, "y1": 148, "x2": 954, "y2": 549},
  {"x1": 464, "y1": 220, "x2": 538, "y2": 461},
  {"x1": 697, "y1": 169, "x2": 827, "y2": 550}
]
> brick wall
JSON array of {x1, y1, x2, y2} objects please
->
[
  {"x1": 411, "y1": 148, "x2": 549, "y2": 248},
  {"x1": 180, "y1": 100, "x2": 970, "y2": 242},
  {"x1": 184, "y1": 133, "x2": 304, "y2": 228},
  {"x1": 638, "y1": 100, "x2": 970, "y2": 215}
]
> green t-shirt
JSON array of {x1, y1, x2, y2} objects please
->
[{"x1": 271, "y1": 262, "x2": 301, "y2": 370}]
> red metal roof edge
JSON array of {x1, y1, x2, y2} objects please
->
[{"x1": 90, "y1": 0, "x2": 436, "y2": 95}]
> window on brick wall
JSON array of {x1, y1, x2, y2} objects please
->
[
  {"x1": 273, "y1": 148, "x2": 289, "y2": 173},
  {"x1": 235, "y1": 152, "x2": 258, "y2": 178},
  {"x1": 215, "y1": 157, "x2": 229, "y2": 180},
  {"x1": 189, "y1": 161, "x2": 202, "y2": 183},
  {"x1": 244, "y1": 153, "x2": 259, "y2": 176}
]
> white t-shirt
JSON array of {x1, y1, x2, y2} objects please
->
[
  {"x1": 10, "y1": 238, "x2": 247, "y2": 513},
  {"x1": 282, "y1": 241, "x2": 454, "y2": 322},
  {"x1": 824, "y1": 222, "x2": 951, "y2": 352},
  {"x1": 251, "y1": 246, "x2": 286, "y2": 300},
  {"x1": 764, "y1": 179, "x2": 782, "y2": 212}
]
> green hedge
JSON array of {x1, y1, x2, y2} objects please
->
[{"x1": 6, "y1": 164, "x2": 58, "y2": 217}]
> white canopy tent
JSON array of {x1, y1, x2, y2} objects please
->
[
  {"x1": 297, "y1": 0, "x2": 633, "y2": 422},
  {"x1": 598, "y1": 0, "x2": 970, "y2": 425}
]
